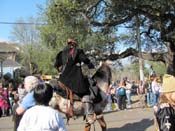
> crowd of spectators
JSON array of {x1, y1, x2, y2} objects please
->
[
  {"x1": 104, "y1": 74, "x2": 162, "y2": 112},
  {"x1": 0, "y1": 75, "x2": 67, "y2": 131}
]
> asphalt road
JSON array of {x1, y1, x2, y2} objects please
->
[
  {"x1": 0, "y1": 107, "x2": 154, "y2": 131},
  {"x1": 66, "y1": 107, "x2": 154, "y2": 131}
]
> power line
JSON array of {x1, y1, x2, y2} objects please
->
[
  {"x1": 0, "y1": 21, "x2": 132, "y2": 29},
  {"x1": 0, "y1": 21, "x2": 47, "y2": 25}
]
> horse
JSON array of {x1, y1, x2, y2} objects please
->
[{"x1": 49, "y1": 61, "x2": 112, "y2": 131}]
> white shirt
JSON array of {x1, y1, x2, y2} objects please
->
[
  {"x1": 125, "y1": 83, "x2": 132, "y2": 94},
  {"x1": 17, "y1": 105, "x2": 66, "y2": 131},
  {"x1": 152, "y1": 81, "x2": 161, "y2": 94},
  {"x1": 18, "y1": 88, "x2": 26, "y2": 101}
]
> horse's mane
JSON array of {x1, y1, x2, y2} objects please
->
[{"x1": 92, "y1": 63, "x2": 112, "y2": 85}]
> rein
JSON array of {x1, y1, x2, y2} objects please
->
[{"x1": 58, "y1": 81, "x2": 74, "y2": 117}]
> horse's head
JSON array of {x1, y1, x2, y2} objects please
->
[{"x1": 92, "y1": 60, "x2": 112, "y2": 93}]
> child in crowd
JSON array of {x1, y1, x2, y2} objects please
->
[
  {"x1": 17, "y1": 83, "x2": 66, "y2": 131},
  {"x1": 17, "y1": 83, "x2": 25, "y2": 103},
  {"x1": 0, "y1": 82, "x2": 9, "y2": 117},
  {"x1": 154, "y1": 74, "x2": 175, "y2": 131}
]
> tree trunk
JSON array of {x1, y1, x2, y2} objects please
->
[
  {"x1": 165, "y1": 42, "x2": 175, "y2": 76},
  {"x1": 136, "y1": 15, "x2": 144, "y2": 81}
]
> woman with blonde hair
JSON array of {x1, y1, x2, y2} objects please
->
[
  {"x1": 154, "y1": 74, "x2": 175, "y2": 131},
  {"x1": 15, "y1": 76, "x2": 39, "y2": 130},
  {"x1": 16, "y1": 76, "x2": 39, "y2": 115}
]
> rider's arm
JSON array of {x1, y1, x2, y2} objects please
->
[
  {"x1": 78, "y1": 49, "x2": 94, "y2": 69},
  {"x1": 54, "y1": 51, "x2": 63, "y2": 70}
]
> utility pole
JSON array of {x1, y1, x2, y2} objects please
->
[
  {"x1": 0, "y1": 56, "x2": 5, "y2": 81},
  {"x1": 0, "y1": 60, "x2": 2, "y2": 80}
]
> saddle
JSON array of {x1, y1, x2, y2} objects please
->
[{"x1": 55, "y1": 81, "x2": 81, "y2": 101}]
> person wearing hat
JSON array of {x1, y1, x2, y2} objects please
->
[
  {"x1": 154, "y1": 74, "x2": 175, "y2": 131},
  {"x1": 54, "y1": 38, "x2": 97, "y2": 124}
]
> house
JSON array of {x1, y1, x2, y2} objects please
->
[
  {"x1": 0, "y1": 42, "x2": 24, "y2": 79},
  {"x1": 2, "y1": 59, "x2": 22, "y2": 79},
  {"x1": 0, "y1": 42, "x2": 19, "y2": 61}
]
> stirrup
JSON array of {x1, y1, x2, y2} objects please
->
[{"x1": 86, "y1": 113, "x2": 96, "y2": 124}]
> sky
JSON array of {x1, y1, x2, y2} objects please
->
[{"x1": 0, "y1": 0, "x2": 46, "y2": 42}]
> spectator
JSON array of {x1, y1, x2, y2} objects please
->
[
  {"x1": 125, "y1": 81, "x2": 132, "y2": 109},
  {"x1": 154, "y1": 74, "x2": 175, "y2": 131},
  {"x1": 104, "y1": 84, "x2": 112, "y2": 112},
  {"x1": 17, "y1": 83, "x2": 66, "y2": 131},
  {"x1": 137, "y1": 80, "x2": 146, "y2": 108},
  {"x1": 0, "y1": 85, "x2": 6, "y2": 116},
  {"x1": 144, "y1": 79, "x2": 153, "y2": 107},
  {"x1": 123, "y1": 77, "x2": 132, "y2": 109},
  {"x1": 8, "y1": 87, "x2": 15, "y2": 115},
  {"x1": 111, "y1": 82, "x2": 117, "y2": 104},
  {"x1": 152, "y1": 76, "x2": 161, "y2": 108},
  {"x1": 15, "y1": 76, "x2": 39, "y2": 131},
  {"x1": 16, "y1": 76, "x2": 39, "y2": 115},
  {"x1": 12, "y1": 96, "x2": 21, "y2": 131},
  {"x1": 17, "y1": 83, "x2": 25, "y2": 103},
  {"x1": 117, "y1": 80, "x2": 126, "y2": 110},
  {"x1": 0, "y1": 82, "x2": 9, "y2": 117}
]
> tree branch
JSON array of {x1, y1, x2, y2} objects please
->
[{"x1": 89, "y1": 47, "x2": 166, "y2": 63}]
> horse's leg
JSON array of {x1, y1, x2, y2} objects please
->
[
  {"x1": 97, "y1": 115, "x2": 107, "y2": 131},
  {"x1": 65, "y1": 114, "x2": 70, "y2": 125},
  {"x1": 85, "y1": 123, "x2": 91, "y2": 131}
]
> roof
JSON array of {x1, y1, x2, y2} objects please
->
[
  {"x1": 0, "y1": 42, "x2": 19, "y2": 52},
  {"x1": 2, "y1": 59, "x2": 21, "y2": 67}
]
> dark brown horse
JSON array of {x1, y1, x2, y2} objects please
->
[{"x1": 49, "y1": 61, "x2": 112, "y2": 131}]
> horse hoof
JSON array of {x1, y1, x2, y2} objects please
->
[{"x1": 86, "y1": 114, "x2": 96, "y2": 124}]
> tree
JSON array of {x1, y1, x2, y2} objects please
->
[
  {"x1": 40, "y1": 0, "x2": 96, "y2": 50},
  {"x1": 10, "y1": 17, "x2": 56, "y2": 74},
  {"x1": 38, "y1": 0, "x2": 175, "y2": 78},
  {"x1": 81, "y1": 0, "x2": 175, "y2": 75},
  {"x1": 40, "y1": 0, "x2": 132, "y2": 66},
  {"x1": 42, "y1": 0, "x2": 175, "y2": 75}
]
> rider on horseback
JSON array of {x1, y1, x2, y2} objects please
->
[{"x1": 54, "y1": 38, "x2": 97, "y2": 124}]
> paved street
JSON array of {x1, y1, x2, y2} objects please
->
[
  {"x1": 0, "y1": 116, "x2": 14, "y2": 131},
  {"x1": 66, "y1": 107, "x2": 154, "y2": 131},
  {"x1": 0, "y1": 107, "x2": 154, "y2": 131}
]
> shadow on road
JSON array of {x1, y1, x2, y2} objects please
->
[
  {"x1": 131, "y1": 99, "x2": 139, "y2": 104},
  {"x1": 107, "y1": 118, "x2": 154, "y2": 131}
]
